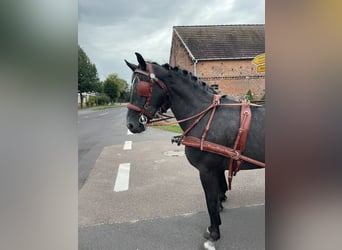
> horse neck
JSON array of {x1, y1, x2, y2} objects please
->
[{"x1": 164, "y1": 75, "x2": 214, "y2": 129}]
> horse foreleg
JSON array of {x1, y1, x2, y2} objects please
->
[
  {"x1": 200, "y1": 171, "x2": 221, "y2": 241},
  {"x1": 218, "y1": 169, "x2": 228, "y2": 211}
]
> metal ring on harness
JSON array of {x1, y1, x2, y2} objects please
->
[
  {"x1": 139, "y1": 114, "x2": 148, "y2": 125},
  {"x1": 232, "y1": 150, "x2": 240, "y2": 160}
]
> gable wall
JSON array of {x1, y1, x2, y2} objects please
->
[
  {"x1": 169, "y1": 32, "x2": 193, "y2": 72},
  {"x1": 169, "y1": 32, "x2": 265, "y2": 101},
  {"x1": 197, "y1": 60, "x2": 265, "y2": 100}
]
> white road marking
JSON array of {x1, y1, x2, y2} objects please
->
[
  {"x1": 127, "y1": 129, "x2": 133, "y2": 135},
  {"x1": 123, "y1": 141, "x2": 132, "y2": 150},
  {"x1": 113, "y1": 163, "x2": 131, "y2": 192},
  {"x1": 98, "y1": 112, "x2": 109, "y2": 116}
]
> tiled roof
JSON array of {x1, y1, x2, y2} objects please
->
[{"x1": 173, "y1": 25, "x2": 265, "y2": 60}]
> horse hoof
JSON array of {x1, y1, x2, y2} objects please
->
[
  {"x1": 203, "y1": 227, "x2": 211, "y2": 240},
  {"x1": 203, "y1": 227, "x2": 220, "y2": 241},
  {"x1": 203, "y1": 240, "x2": 216, "y2": 250}
]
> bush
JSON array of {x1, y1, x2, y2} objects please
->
[
  {"x1": 88, "y1": 96, "x2": 96, "y2": 106},
  {"x1": 245, "y1": 90, "x2": 254, "y2": 102},
  {"x1": 261, "y1": 93, "x2": 266, "y2": 101},
  {"x1": 97, "y1": 93, "x2": 110, "y2": 105}
]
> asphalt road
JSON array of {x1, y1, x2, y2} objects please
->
[
  {"x1": 78, "y1": 106, "x2": 174, "y2": 190},
  {"x1": 78, "y1": 106, "x2": 265, "y2": 250}
]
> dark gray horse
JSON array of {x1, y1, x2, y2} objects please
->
[{"x1": 125, "y1": 53, "x2": 265, "y2": 245}]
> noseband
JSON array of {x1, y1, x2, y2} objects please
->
[{"x1": 127, "y1": 64, "x2": 169, "y2": 124}]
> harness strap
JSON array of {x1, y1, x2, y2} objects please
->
[
  {"x1": 182, "y1": 136, "x2": 265, "y2": 167},
  {"x1": 146, "y1": 64, "x2": 169, "y2": 95},
  {"x1": 147, "y1": 95, "x2": 220, "y2": 127},
  {"x1": 200, "y1": 95, "x2": 221, "y2": 150},
  {"x1": 127, "y1": 103, "x2": 154, "y2": 119},
  {"x1": 227, "y1": 101, "x2": 252, "y2": 190}
]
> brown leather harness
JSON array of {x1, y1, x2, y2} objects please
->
[
  {"x1": 127, "y1": 64, "x2": 266, "y2": 189},
  {"x1": 180, "y1": 97, "x2": 265, "y2": 190}
]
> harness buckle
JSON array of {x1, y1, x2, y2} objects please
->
[{"x1": 213, "y1": 95, "x2": 221, "y2": 105}]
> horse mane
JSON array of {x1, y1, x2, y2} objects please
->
[{"x1": 151, "y1": 62, "x2": 218, "y2": 94}]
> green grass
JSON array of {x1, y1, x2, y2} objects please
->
[
  {"x1": 153, "y1": 124, "x2": 183, "y2": 134},
  {"x1": 78, "y1": 103, "x2": 128, "y2": 111},
  {"x1": 92, "y1": 104, "x2": 119, "y2": 110}
]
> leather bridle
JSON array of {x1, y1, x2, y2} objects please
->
[{"x1": 127, "y1": 63, "x2": 169, "y2": 124}]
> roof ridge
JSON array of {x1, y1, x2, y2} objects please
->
[{"x1": 173, "y1": 24, "x2": 264, "y2": 28}]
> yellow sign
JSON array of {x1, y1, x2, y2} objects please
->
[
  {"x1": 252, "y1": 53, "x2": 265, "y2": 65},
  {"x1": 257, "y1": 64, "x2": 265, "y2": 73}
]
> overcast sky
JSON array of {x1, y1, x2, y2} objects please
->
[{"x1": 78, "y1": 0, "x2": 264, "y2": 83}]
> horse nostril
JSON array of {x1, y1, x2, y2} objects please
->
[{"x1": 127, "y1": 123, "x2": 134, "y2": 130}]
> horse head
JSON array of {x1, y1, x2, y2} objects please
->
[{"x1": 125, "y1": 53, "x2": 170, "y2": 133}]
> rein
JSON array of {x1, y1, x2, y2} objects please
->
[{"x1": 146, "y1": 98, "x2": 262, "y2": 127}]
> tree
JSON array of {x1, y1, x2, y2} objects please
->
[
  {"x1": 78, "y1": 45, "x2": 100, "y2": 108},
  {"x1": 103, "y1": 80, "x2": 119, "y2": 103},
  {"x1": 119, "y1": 84, "x2": 131, "y2": 102},
  {"x1": 103, "y1": 73, "x2": 127, "y2": 103}
]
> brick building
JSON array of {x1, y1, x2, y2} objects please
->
[{"x1": 169, "y1": 25, "x2": 265, "y2": 100}]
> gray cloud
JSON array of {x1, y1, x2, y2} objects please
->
[{"x1": 78, "y1": 0, "x2": 264, "y2": 83}]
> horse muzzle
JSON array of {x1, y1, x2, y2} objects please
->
[{"x1": 127, "y1": 121, "x2": 145, "y2": 133}]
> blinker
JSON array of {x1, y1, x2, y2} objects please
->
[{"x1": 137, "y1": 81, "x2": 151, "y2": 97}]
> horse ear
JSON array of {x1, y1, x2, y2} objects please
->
[
  {"x1": 124, "y1": 59, "x2": 138, "y2": 72},
  {"x1": 135, "y1": 52, "x2": 147, "y2": 71}
]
